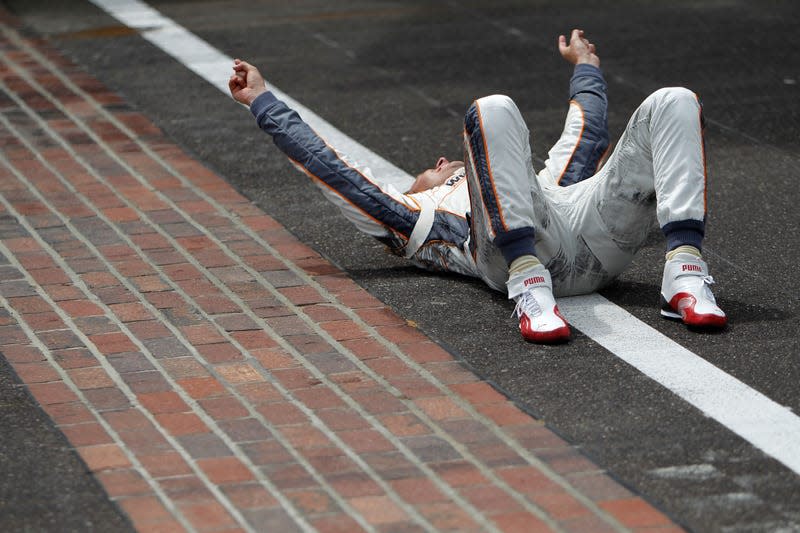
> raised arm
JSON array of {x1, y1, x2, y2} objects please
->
[
  {"x1": 541, "y1": 30, "x2": 610, "y2": 187},
  {"x1": 230, "y1": 59, "x2": 421, "y2": 254}
]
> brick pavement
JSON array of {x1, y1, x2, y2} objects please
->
[{"x1": 0, "y1": 9, "x2": 682, "y2": 533}]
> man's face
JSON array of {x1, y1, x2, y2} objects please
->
[{"x1": 408, "y1": 157, "x2": 465, "y2": 193}]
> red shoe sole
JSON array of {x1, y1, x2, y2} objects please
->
[
  {"x1": 662, "y1": 293, "x2": 727, "y2": 329},
  {"x1": 520, "y1": 325, "x2": 571, "y2": 344}
]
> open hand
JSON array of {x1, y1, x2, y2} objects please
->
[{"x1": 558, "y1": 29, "x2": 600, "y2": 68}]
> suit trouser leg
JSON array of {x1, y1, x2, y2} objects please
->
[
  {"x1": 463, "y1": 94, "x2": 560, "y2": 292},
  {"x1": 575, "y1": 87, "x2": 708, "y2": 280}
]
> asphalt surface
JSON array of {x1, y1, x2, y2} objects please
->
[
  {"x1": 3, "y1": 0, "x2": 800, "y2": 531},
  {"x1": 0, "y1": 352, "x2": 132, "y2": 531}
]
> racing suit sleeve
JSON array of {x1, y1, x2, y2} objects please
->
[
  {"x1": 250, "y1": 91, "x2": 419, "y2": 254},
  {"x1": 541, "y1": 63, "x2": 610, "y2": 186}
]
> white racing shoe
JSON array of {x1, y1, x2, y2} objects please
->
[
  {"x1": 661, "y1": 253, "x2": 727, "y2": 329},
  {"x1": 507, "y1": 265, "x2": 570, "y2": 344}
]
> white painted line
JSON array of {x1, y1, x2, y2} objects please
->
[
  {"x1": 88, "y1": 0, "x2": 412, "y2": 189},
  {"x1": 89, "y1": 0, "x2": 800, "y2": 477},
  {"x1": 561, "y1": 294, "x2": 800, "y2": 475}
]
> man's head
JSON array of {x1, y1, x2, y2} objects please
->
[{"x1": 408, "y1": 157, "x2": 465, "y2": 193}]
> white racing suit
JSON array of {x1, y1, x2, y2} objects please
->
[{"x1": 250, "y1": 64, "x2": 708, "y2": 297}]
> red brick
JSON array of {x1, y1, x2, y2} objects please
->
[
  {"x1": 462, "y1": 485, "x2": 523, "y2": 515},
  {"x1": 159, "y1": 357, "x2": 209, "y2": 379},
  {"x1": 96, "y1": 469, "x2": 151, "y2": 498},
  {"x1": 25, "y1": 311, "x2": 66, "y2": 331},
  {"x1": 337, "y1": 429, "x2": 394, "y2": 454},
  {"x1": 196, "y1": 342, "x2": 244, "y2": 364},
  {"x1": 339, "y1": 337, "x2": 391, "y2": 360},
  {"x1": 89, "y1": 331, "x2": 139, "y2": 355},
  {"x1": 215, "y1": 362, "x2": 264, "y2": 384},
  {"x1": 348, "y1": 495, "x2": 408, "y2": 525},
  {"x1": 68, "y1": 366, "x2": 115, "y2": 389},
  {"x1": 58, "y1": 299, "x2": 105, "y2": 317},
  {"x1": 118, "y1": 496, "x2": 173, "y2": 526},
  {"x1": 257, "y1": 401, "x2": 306, "y2": 426},
  {"x1": 378, "y1": 413, "x2": 430, "y2": 437},
  {"x1": 492, "y1": 511, "x2": 553, "y2": 533},
  {"x1": 53, "y1": 347, "x2": 99, "y2": 369},
  {"x1": 402, "y1": 341, "x2": 455, "y2": 363},
  {"x1": 199, "y1": 396, "x2": 250, "y2": 420},
  {"x1": 177, "y1": 376, "x2": 225, "y2": 399},
  {"x1": 12, "y1": 361, "x2": 60, "y2": 383},
  {"x1": 354, "y1": 307, "x2": 405, "y2": 327},
  {"x1": 180, "y1": 501, "x2": 238, "y2": 531},
  {"x1": 363, "y1": 357, "x2": 413, "y2": 377},
  {"x1": 303, "y1": 304, "x2": 349, "y2": 323},
  {"x1": 450, "y1": 381, "x2": 507, "y2": 405},
  {"x1": 272, "y1": 367, "x2": 322, "y2": 390},
  {"x1": 293, "y1": 386, "x2": 346, "y2": 409},
  {"x1": 388, "y1": 376, "x2": 442, "y2": 399},
  {"x1": 220, "y1": 482, "x2": 278, "y2": 509},
  {"x1": 103, "y1": 409, "x2": 151, "y2": 431},
  {"x1": 250, "y1": 347, "x2": 298, "y2": 369},
  {"x1": 1, "y1": 344, "x2": 45, "y2": 363},
  {"x1": 180, "y1": 323, "x2": 226, "y2": 345},
  {"x1": 529, "y1": 490, "x2": 592, "y2": 521},
  {"x1": 155, "y1": 412, "x2": 209, "y2": 436},
  {"x1": 280, "y1": 425, "x2": 331, "y2": 449},
  {"x1": 139, "y1": 452, "x2": 193, "y2": 478},
  {"x1": 126, "y1": 320, "x2": 171, "y2": 340},
  {"x1": 78, "y1": 444, "x2": 131, "y2": 471},
  {"x1": 390, "y1": 477, "x2": 448, "y2": 504},
  {"x1": 414, "y1": 396, "x2": 468, "y2": 421},
  {"x1": 285, "y1": 488, "x2": 336, "y2": 515},
  {"x1": 598, "y1": 498, "x2": 673, "y2": 529},
  {"x1": 236, "y1": 381, "x2": 282, "y2": 404},
  {"x1": 374, "y1": 324, "x2": 429, "y2": 345},
  {"x1": 61, "y1": 422, "x2": 114, "y2": 446},
  {"x1": 230, "y1": 329, "x2": 277, "y2": 350},
  {"x1": 197, "y1": 456, "x2": 255, "y2": 485},
  {"x1": 498, "y1": 465, "x2": 562, "y2": 495},
  {"x1": 432, "y1": 461, "x2": 489, "y2": 488},
  {"x1": 315, "y1": 408, "x2": 370, "y2": 432},
  {"x1": 104, "y1": 206, "x2": 139, "y2": 222},
  {"x1": 28, "y1": 381, "x2": 78, "y2": 405},
  {"x1": 564, "y1": 472, "x2": 633, "y2": 503},
  {"x1": 311, "y1": 514, "x2": 366, "y2": 533},
  {"x1": 477, "y1": 402, "x2": 534, "y2": 426},
  {"x1": 137, "y1": 391, "x2": 190, "y2": 414},
  {"x1": 43, "y1": 401, "x2": 95, "y2": 425},
  {"x1": 84, "y1": 387, "x2": 131, "y2": 411},
  {"x1": 109, "y1": 302, "x2": 152, "y2": 322},
  {"x1": 320, "y1": 319, "x2": 368, "y2": 341},
  {"x1": 536, "y1": 447, "x2": 602, "y2": 475}
]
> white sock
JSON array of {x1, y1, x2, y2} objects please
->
[
  {"x1": 666, "y1": 245, "x2": 701, "y2": 261},
  {"x1": 509, "y1": 255, "x2": 542, "y2": 276}
]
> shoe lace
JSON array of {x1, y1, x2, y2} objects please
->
[
  {"x1": 702, "y1": 275, "x2": 717, "y2": 302},
  {"x1": 512, "y1": 290, "x2": 542, "y2": 319}
]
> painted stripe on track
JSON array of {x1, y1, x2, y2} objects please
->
[{"x1": 90, "y1": 0, "x2": 800, "y2": 477}]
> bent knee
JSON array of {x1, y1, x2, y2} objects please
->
[
  {"x1": 650, "y1": 87, "x2": 700, "y2": 107},
  {"x1": 466, "y1": 94, "x2": 525, "y2": 131}
]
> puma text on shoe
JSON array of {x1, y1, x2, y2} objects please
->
[
  {"x1": 507, "y1": 266, "x2": 571, "y2": 343},
  {"x1": 661, "y1": 253, "x2": 727, "y2": 328}
]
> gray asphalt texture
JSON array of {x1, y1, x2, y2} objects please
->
[
  {"x1": 0, "y1": 351, "x2": 132, "y2": 531},
  {"x1": 3, "y1": 1, "x2": 800, "y2": 531}
]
